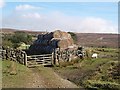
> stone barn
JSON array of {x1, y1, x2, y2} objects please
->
[
  {"x1": 28, "y1": 30, "x2": 76, "y2": 54},
  {"x1": 27, "y1": 30, "x2": 77, "y2": 65}
]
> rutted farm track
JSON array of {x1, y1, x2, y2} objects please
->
[
  {"x1": 2, "y1": 60, "x2": 79, "y2": 88},
  {"x1": 26, "y1": 67, "x2": 79, "y2": 88}
]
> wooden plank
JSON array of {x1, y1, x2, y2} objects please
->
[
  {"x1": 42, "y1": 57, "x2": 52, "y2": 59},
  {"x1": 42, "y1": 63, "x2": 52, "y2": 66},
  {"x1": 27, "y1": 54, "x2": 52, "y2": 57},
  {"x1": 36, "y1": 59, "x2": 45, "y2": 62},
  {"x1": 26, "y1": 53, "x2": 53, "y2": 67}
]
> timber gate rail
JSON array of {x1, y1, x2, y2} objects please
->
[
  {"x1": 1, "y1": 49, "x2": 54, "y2": 67},
  {"x1": 27, "y1": 54, "x2": 53, "y2": 67}
]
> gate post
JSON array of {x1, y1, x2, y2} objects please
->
[
  {"x1": 23, "y1": 52, "x2": 27, "y2": 66},
  {"x1": 52, "y1": 51, "x2": 56, "y2": 65},
  {"x1": 52, "y1": 52, "x2": 54, "y2": 65}
]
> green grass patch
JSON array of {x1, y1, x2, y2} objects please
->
[
  {"x1": 79, "y1": 58, "x2": 110, "y2": 71},
  {"x1": 59, "y1": 58, "x2": 82, "y2": 68},
  {"x1": 2, "y1": 60, "x2": 31, "y2": 88}
]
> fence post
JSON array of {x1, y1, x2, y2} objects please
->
[
  {"x1": 51, "y1": 52, "x2": 54, "y2": 64},
  {"x1": 24, "y1": 52, "x2": 27, "y2": 66}
]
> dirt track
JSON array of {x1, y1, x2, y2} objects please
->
[{"x1": 26, "y1": 67, "x2": 79, "y2": 88}]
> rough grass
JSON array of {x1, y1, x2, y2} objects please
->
[
  {"x1": 2, "y1": 60, "x2": 31, "y2": 88},
  {"x1": 59, "y1": 58, "x2": 81, "y2": 67},
  {"x1": 53, "y1": 47, "x2": 119, "y2": 90},
  {"x1": 84, "y1": 80, "x2": 120, "y2": 90}
]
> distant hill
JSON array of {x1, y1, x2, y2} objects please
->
[
  {"x1": 1, "y1": 28, "x2": 119, "y2": 48},
  {"x1": 1, "y1": 28, "x2": 44, "y2": 35},
  {"x1": 76, "y1": 33, "x2": 119, "y2": 48}
]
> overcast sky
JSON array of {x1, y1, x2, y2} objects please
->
[{"x1": 0, "y1": 0, "x2": 118, "y2": 33}]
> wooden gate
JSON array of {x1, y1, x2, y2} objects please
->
[{"x1": 26, "y1": 53, "x2": 53, "y2": 67}]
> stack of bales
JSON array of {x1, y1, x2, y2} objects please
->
[{"x1": 28, "y1": 30, "x2": 74, "y2": 55}]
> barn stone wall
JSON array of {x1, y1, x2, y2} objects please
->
[{"x1": 28, "y1": 30, "x2": 75, "y2": 55}]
